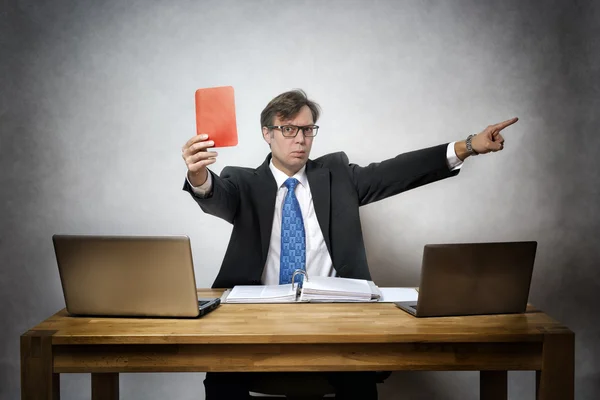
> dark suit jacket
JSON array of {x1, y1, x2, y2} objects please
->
[{"x1": 183, "y1": 144, "x2": 460, "y2": 288}]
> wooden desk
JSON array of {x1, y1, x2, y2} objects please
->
[{"x1": 21, "y1": 289, "x2": 574, "y2": 400}]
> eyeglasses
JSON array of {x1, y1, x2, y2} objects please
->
[{"x1": 266, "y1": 125, "x2": 319, "y2": 137}]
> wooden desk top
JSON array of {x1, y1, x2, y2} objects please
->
[{"x1": 27, "y1": 289, "x2": 571, "y2": 345}]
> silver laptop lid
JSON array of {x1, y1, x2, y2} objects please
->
[
  {"x1": 53, "y1": 235, "x2": 200, "y2": 317},
  {"x1": 415, "y1": 241, "x2": 537, "y2": 317}
]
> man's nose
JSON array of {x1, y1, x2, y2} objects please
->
[{"x1": 294, "y1": 130, "x2": 306, "y2": 144}]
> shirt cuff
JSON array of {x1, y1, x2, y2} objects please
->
[
  {"x1": 446, "y1": 142, "x2": 463, "y2": 171},
  {"x1": 187, "y1": 172, "x2": 213, "y2": 197}
]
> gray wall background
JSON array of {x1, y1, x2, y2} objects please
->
[{"x1": 1, "y1": 0, "x2": 598, "y2": 399}]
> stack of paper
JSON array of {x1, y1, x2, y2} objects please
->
[
  {"x1": 299, "y1": 276, "x2": 382, "y2": 302},
  {"x1": 225, "y1": 284, "x2": 297, "y2": 303},
  {"x1": 221, "y1": 278, "x2": 416, "y2": 304}
]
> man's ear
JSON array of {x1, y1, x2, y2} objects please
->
[{"x1": 262, "y1": 127, "x2": 271, "y2": 145}]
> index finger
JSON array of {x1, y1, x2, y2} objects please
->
[
  {"x1": 183, "y1": 133, "x2": 210, "y2": 150},
  {"x1": 492, "y1": 117, "x2": 519, "y2": 131}
]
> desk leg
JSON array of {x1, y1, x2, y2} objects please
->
[
  {"x1": 92, "y1": 373, "x2": 119, "y2": 400},
  {"x1": 480, "y1": 371, "x2": 507, "y2": 400},
  {"x1": 536, "y1": 333, "x2": 574, "y2": 400},
  {"x1": 20, "y1": 330, "x2": 60, "y2": 400}
]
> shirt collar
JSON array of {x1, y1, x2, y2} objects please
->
[{"x1": 269, "y1": 159, "x2": 309, "y2": 189}]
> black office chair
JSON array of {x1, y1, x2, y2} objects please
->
[{"x1": 249, "y1": 371, "x2": 392, "y2": 400}]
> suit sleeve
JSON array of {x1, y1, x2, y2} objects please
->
[
  {"x1": 344, "y1": 143, "x2": 460, "y2": 207},
  {"x1": 182, "y1": 167, "x2": 240, "y2": 224}
]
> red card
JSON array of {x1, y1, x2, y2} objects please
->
[{"x1": 195, "y1": 86, "x2": 238, "y2": 147}]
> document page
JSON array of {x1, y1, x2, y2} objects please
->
[
  {"x1": 300, "y1": 276, "x2": 374, "y2": 302},
  {"x1": 379, "y1": 287, "x2": 419, "y2": 303},
  {"x1": 225, "y1": 284, "x2": 296, "y2": 303}
]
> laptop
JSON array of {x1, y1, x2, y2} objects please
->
[
  {"x1": 53, "y1": 234, "x2": 219, "y2": 318},
  {"x1": 395, "y1": 241, "x2": 537, "y2": 317}
]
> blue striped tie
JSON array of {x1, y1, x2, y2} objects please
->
[{"x1": 279, "y1": 178, "x2": 306, "y2": 284}]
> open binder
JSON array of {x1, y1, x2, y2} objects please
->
[{"x1": 222, "y1": 269, "x2": 384, "y2": 303}]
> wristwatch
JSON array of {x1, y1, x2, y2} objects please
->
[{"x1": 466, "y1": 134, "x2": 478, "y2": 155}]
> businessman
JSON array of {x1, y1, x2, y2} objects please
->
[{"x1": 181, "y1": 89, "x2": 517, "y2": 399}]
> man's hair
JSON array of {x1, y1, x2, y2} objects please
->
[{"x1": 260, "y1": 89, "x2": 321, "y2": 128}]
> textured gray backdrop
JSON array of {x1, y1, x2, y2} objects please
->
[{"x1": 1, "y1": 0, "x2": 598, "y2": 399}]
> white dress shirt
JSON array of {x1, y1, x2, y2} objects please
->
[{"x1": 189, "y1": 143, "x2": 463, "y2": 284}]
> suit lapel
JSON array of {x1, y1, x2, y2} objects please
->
[
  {"x1": 306, "y1": 159, "x2": 332, "y2": 256},
  {"x1": 255, "y1": 155, "x2": 278, "y2": 265}
]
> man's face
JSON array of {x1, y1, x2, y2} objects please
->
[{"x1": 262, "y1": 105, "x2": 314, "y2": 176}]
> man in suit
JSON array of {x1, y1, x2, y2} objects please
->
[{"x1": 181, "y1": 89, "x2": 517, "y2": 399}]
